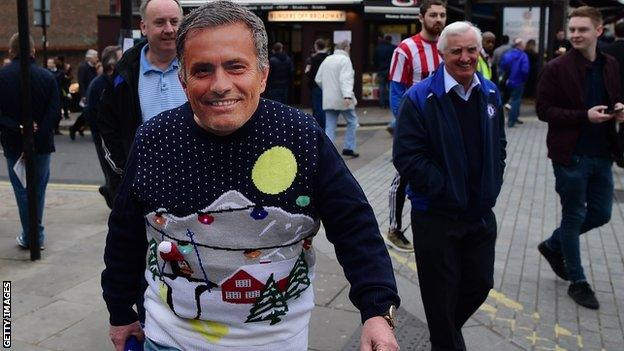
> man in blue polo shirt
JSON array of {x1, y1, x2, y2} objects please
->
[{"x1": 98, "y1": 0, "x2": 186, "y2": 202}]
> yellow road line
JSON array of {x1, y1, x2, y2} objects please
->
[
  {"x1": 0, "y1": 181, "x2": 99, "y2": 191},
  {"x1": 388, "y1": 244, "x2": 586, "y2": 349}
]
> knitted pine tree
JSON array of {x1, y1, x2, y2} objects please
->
[
  {"x1": 245, "y1": 274, "x2": 288, "y2": 325},
  {"x1": 285, "y1": 251, "x2": 310, "y2": 300}
]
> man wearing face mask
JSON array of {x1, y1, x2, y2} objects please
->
[
  {"x1": 97, "y1": 0, "x2": 187, "y2": 203},
  {"x1": 393, "y1": 21, "x2": 506, "y2": 350},
  {"x1": 101, "y1": 2, "x2": 401, "y2": 350}
]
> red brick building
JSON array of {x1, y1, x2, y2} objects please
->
[{"x1": 0, "y1": 0, "x2": 110, "y2": 78}]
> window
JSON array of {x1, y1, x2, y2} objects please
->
[
  {"x1": 235, "y1": 279, "x2": 251, "y2": 288},
  {"x1": 246, "y1": 290, "x2": 260, "y2": 299},
  {"x1": 225, "y1": 291, "x2": 241, "y2": 300}
]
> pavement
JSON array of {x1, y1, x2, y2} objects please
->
[{"x1": 1, "y1": 103, "x2": 623, "y2": 350}]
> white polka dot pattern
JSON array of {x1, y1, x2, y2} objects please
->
[{"x1": 131, "y1": 99, "x2": 321, "y2": 217}]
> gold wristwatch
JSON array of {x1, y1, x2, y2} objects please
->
[{"x1": 383, "y1": 305, "x2": 397, "y2": 330}]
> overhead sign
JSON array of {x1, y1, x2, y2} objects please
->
[
  {"x1": 268, "y1": 10, "x2": 347, "y2": 22},
  {"x1": 181, "y1": 0, "x2": 361, "y2": 8},
  {"x1": 363, "y1": 0, "x2": 420, "y2": 20}
]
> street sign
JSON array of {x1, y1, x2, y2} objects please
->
[{"x1": 33, "y1": 0, "x2": 51, "y2": 27}]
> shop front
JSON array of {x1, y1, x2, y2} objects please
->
[{"x1": 180, "y1": 0, "x2": 423, "y2": 107}]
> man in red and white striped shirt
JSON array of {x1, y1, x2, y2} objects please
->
[{"x1": 385, "y1": 0, "x2": 447, "y2": 253}]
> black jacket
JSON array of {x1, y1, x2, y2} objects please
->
[
  {"x1": 267, "y1": 52, "x2": 293, "y2": 88},
  {"x1": 78, "y1": 61, "x2": 97, "y2": 98},
  {"x1": 0, "y1": 58, "x2": 60, "y2": 158},
  {"x1": 373, "y1": 41, "x2": 395, "y2": 72},
  {"x1": 97, "y1": 41, "x2": 146, "y2": 181},
  {"x1": 306, "y1": 51, "x2": 329, "y2": 90}
]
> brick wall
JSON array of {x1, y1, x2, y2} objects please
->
[{"x1": 0, "y1": 0, "x2": 109, "y2": 81}]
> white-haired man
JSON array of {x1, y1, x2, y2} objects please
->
[
  {"x1": 393, "y1": 21, "x2": 506, "y2": 350},
  {"x1": 102, "y1": 2, "x2": 400, "y2": 350}
]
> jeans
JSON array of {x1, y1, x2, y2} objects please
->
[
  {"x1": 324, "y1": 109, "x2": 358, "y2": 151},
  {"x1": 546, "y1": 155, "x2": 613, "y2": 282},
  {"x1": 6, "y1": 154, "x2": 51, "y2": 246},
  {"x1": 507, "y1": 85, "x2": 524, "y2": 127},
  {"x1": 311, "y1": 86, "x2": 325, "y2": 130}
]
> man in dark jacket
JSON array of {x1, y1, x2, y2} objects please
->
[
  {"x1": 0, "y1": 33, "x2": 60, "y2": 250},
  {"x1": 305, "y1": 39, "x2": 329, "y2": 129},
  {"x1": 536, "y1": 6, "x2": 624, "y2": 310},
  {"x1": 85, "y1": 45, "x2": 122, "y2": 209},
  {"x1": 393, "y1": 22, "x2": 506, "y2": 350},
  {"x1": 97, "y1": 0, "x2": 186, "y2": 202},
  {"x1": 266, "y1": 42, "x2": 293, "y2": 104},
  {"x1": 373, "y1": 35, "x2": 395, "y2": 108}
]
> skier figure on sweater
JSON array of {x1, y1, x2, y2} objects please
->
[{"x1": 101, "y1": 2, "x2": 400, "y2": 351}]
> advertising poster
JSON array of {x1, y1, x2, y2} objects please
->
[{"x1": 503, "y1": 7, "x2": 549, "y2": 47}]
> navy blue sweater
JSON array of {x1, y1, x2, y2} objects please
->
[
  {"x1": 0, "y1": 57, "x2": 60, "y2": 157},
  {"x1": 101, "y1": 99, "x2": 399, "y2": 326}
]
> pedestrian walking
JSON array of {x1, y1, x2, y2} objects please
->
[
  {"x1": 85, "y1": 45, "x2": 123, "y2": 209},
  {"x1": 0, "y1": 33, "x2": 60, "y2": 250},
  {"x1": 315, "y1": 40, "x2": 360, "y2": 158},
  {"x1": 304, "y1": 39, "x2": 329, "y2": 129},
  {"x1": 385, "y1": 0, "x2": 447, "y2": 253},
  {"x1": 46, "y1": 56, "x2": 65, "y2": 135},
  {"x1": 393, "y1": 21, "x2": 507, "y2": 350},
  {"x1": 97, "y1": 0, "x2": 187, "y2": 202},
  {"x1": 500, "y1": 38, "x2": 529, "y2": 127},
  {"x1": 536, "y1": 6, "x2": 624, "y2": 310},
  {"x1": 101, "y1": 2, "x2": 400, "y2": 350},
  {"x1": 70, "y1": 49, "x2": 99, "y2": 139},
  {"x1": 266, "y1": 42, "x2": 293, "y2": 104},
  {"x1": 373, "y1": 34, "x2": 395, "y2": 109}
]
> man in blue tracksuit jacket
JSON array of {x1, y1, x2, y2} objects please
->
[{"x1": 393, "y1": 22, "x2": 507, "y2": 351}]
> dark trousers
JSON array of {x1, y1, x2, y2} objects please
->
[
  {"x1": 411, "y1": 210, "x2": 497, "y2": 351},
  {"x1": 311, "y1": 86, "x2": 325, "y2": 130}
]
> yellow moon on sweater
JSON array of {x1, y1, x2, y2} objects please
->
[{"x1": 252, "y1": 146, "x2": 298, "y2": 195}]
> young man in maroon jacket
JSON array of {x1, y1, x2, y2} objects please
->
[{"x1": 536, "y1": 6, "x2": 624, "y2": 310}]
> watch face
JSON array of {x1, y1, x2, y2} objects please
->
[{"x1": 389, "y1": 304, "x2": 396, "y2": 319}]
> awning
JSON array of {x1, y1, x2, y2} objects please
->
[
  {"x1": 180, "y1": 0, "x2": 362, "y2": 6},
  {"x1": 363, "y1": 0, "x2": 420, "y2": 14}
]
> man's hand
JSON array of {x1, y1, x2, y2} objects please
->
[
  {"x1": 588, "y1": 105, "x2": 612, "y2": 124},
  {"x1": 109, "y1": 321, "x2": 144, "y2": 351},
  {"x1": 613, "y1": 102, "x2": 624, "y2": 122},
  {"x1": 360, "y1": 316, "x2": 399, "y2": 351},
  {"x1": 344, "y1": 97, "x2": 352, "y2": 108}
]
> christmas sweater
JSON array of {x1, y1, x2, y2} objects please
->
[{"x1": 102, "y1": 99, "x2": 400, "y2": 350}]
